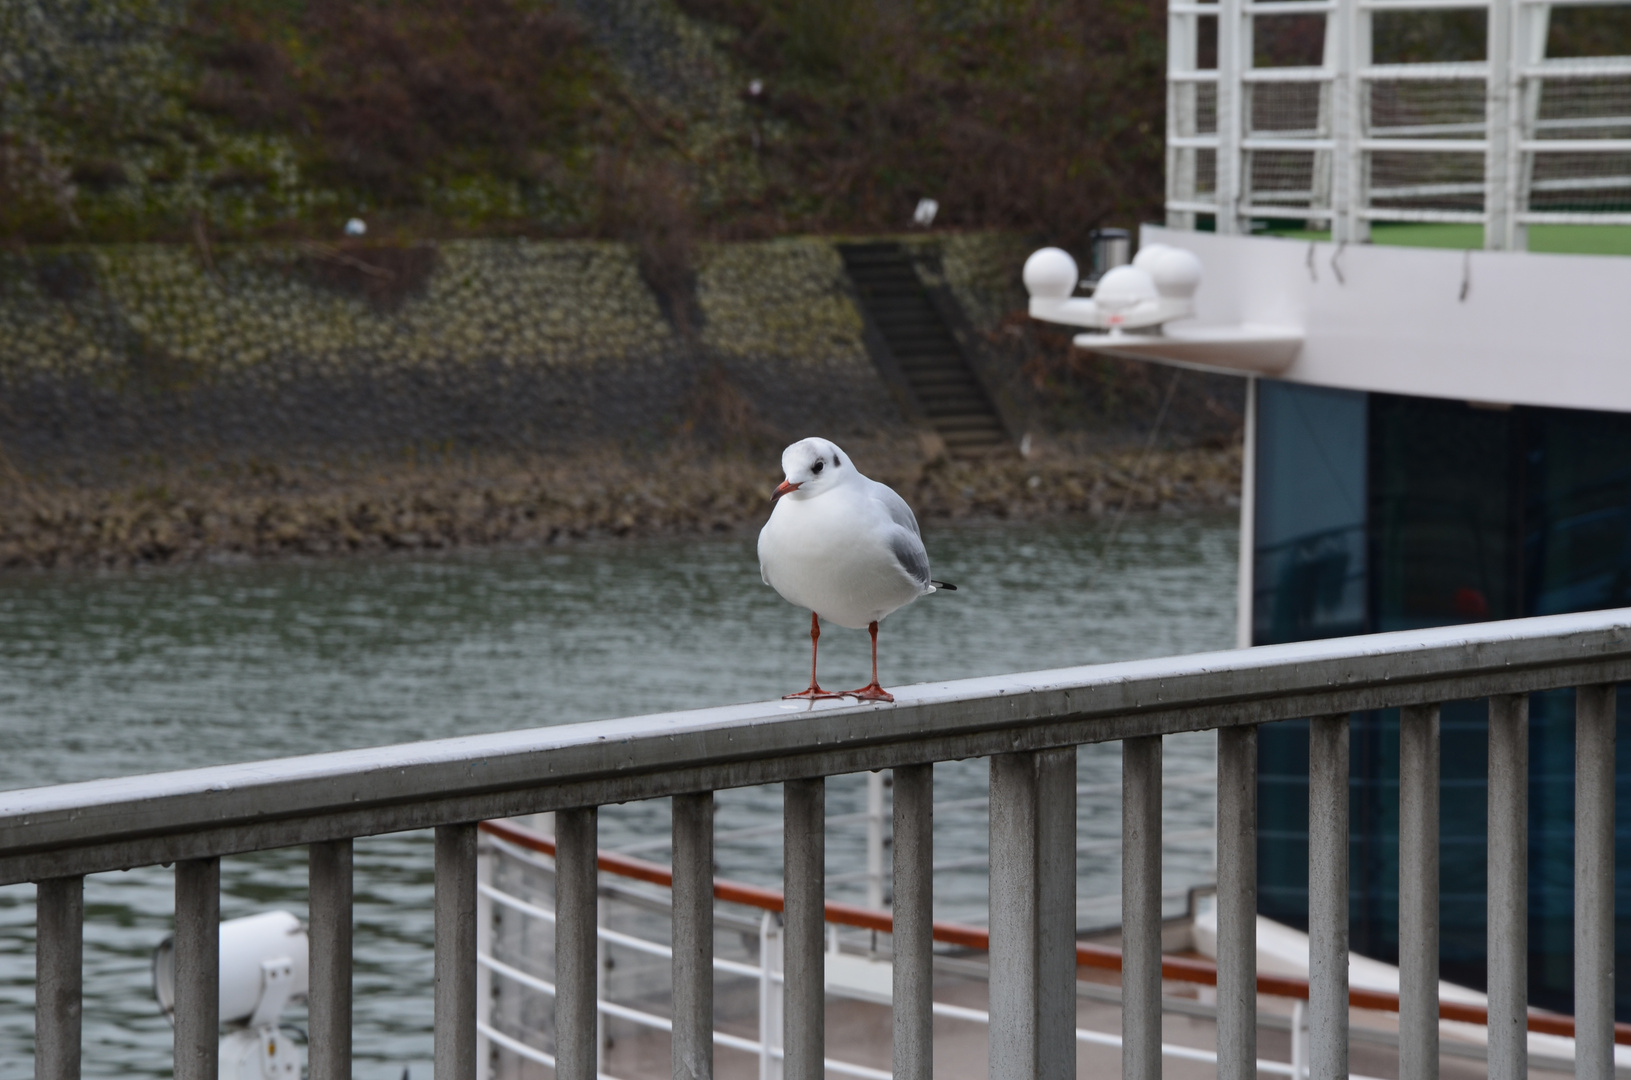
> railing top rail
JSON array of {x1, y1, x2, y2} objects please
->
[{"x1": 5, "y1": 609, "x2": 1631, "y2": 885}]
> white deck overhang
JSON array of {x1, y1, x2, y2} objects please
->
[{"x1": 1072, "y1": 227, "x2": 1631, "y2": 414}]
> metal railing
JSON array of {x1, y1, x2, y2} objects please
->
[
  {"x1": 1168, "y1": 0, "x2": 1631, "y2": 245},
  {"x1": 480, "y1": 822, "x2": 1247, "y2": 1080},
  {"x1": 591, "y1": 767, "x2": 1220, "y2": 929},
  {"x1": 6, "y1": 607, "x2": 1631, "y2": 1080},
  {"x1": 476, "y1": 817, "x2": 1630, "y2": 1079}
]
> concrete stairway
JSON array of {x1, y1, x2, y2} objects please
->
[{"x1": 839, "y1": 243, "x2": 1010, "y2": 457}]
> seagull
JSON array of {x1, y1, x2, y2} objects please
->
[{"x1": 758, "y1": 437, "x2": 954, "y2": 702}]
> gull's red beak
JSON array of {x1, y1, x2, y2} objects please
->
[{"x1": 772, "y1": 479, "x2": 801, "y2": 504}]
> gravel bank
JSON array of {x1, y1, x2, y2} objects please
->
[{"x1": 0, "y1": 443, "x2": 1240, "y2": 570}]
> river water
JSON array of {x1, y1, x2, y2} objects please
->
[{"x1": 0, "y1": 512, "x2": 1237, "y2": 1079}]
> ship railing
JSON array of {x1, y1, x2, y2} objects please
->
[
  {"x1": 7, "y1": 607, "x2": 1631, "y2": 1080},
  {"x1": 474, "y1": 818, "x2": 1630, "y2": 1080},
  {"x1": 1166, "y1": 0, "x2": 1631, "y2": 242}
]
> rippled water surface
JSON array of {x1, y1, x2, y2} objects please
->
[{"x1": 0, "y1": 513, "x2": 1237, "y2": 1078}]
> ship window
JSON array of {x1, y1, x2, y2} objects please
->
[
  {"x1": 1255, "y1": 389, "x2": 1631, "y2": 1019},
  {"x1": 1252, "y1": 380, "x2": 1368, "y2": 646},
  {"x1": 1370, "y1": 394, "x2": 1518, "y2": 631},
  {"x1": 1524, "y1": 408, "x2": 1631, "y2": 616}
]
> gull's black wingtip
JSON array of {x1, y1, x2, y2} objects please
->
[{"x1": 931, "y1": 580, "x2": 958, "y2": 591}]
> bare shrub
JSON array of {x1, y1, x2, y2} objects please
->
[
  {"x1": 594, "y1": 154, "x2": 702, "y2": 337},
  {"x1": 184, "y1": 0, "x2": 608, "y2": 208}
]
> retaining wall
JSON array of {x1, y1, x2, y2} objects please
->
[{"x1": 0, "y1": 233, "x2": 1032, "y2": 477}]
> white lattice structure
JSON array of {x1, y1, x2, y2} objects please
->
[{"x1": 1167, "y1": 0, "x2": 1631, "y2": 247}]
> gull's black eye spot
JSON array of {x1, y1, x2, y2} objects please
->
[
  {"x1": 833, "y1": 456, "x2": 841, "y2": 467},
  {"x1": 812, "y1": 460, "x2": 825, "y2": 474}
]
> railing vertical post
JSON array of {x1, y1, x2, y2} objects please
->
[
  {"x1": 893, "y1": 763, "x2": 934, "y2": 1080},
  {"x1": 1485, "y1": 0, "x2": 1516, "y2": 249},
  {"x1": 436, "y1": 824, "x2": 478, "y2": 1080},
  {"x1": 1038, "y1": 747, "x2": 1077, "y2": 1080},
  {"x1": 1235, "y1": 378, "x2": 1258, "y2": 650},
  {"x1": 555, "y1": 808, "x2": 599, "y2": 1080},
  {"x1": 308, "y1": 839, "x2": 354, "y2": 1080},
  {"x1": 673, "y1": 792, "x2": 715, "y2": 1080},
  {"x1": 1576, "y1": 684, "x2": 1617, "y2": 1080},
  {"x1": 759, "y1": 911, "x2": 783, "y2": 1080},
  {"x1": 1290, "y1": 1000, "x2": 1308, "y2": 1080},
  {"x1": 1487, "y1": 694, "x2": 1528, "y2": 1080},
  {"x1": 1123, "y1": 736, "x2": 1163, "y2": 1080},
  {"x1": 1216, "y1": 727, "x2": 1257, "y2": 1080},
  {"x1": 989, "y1": 747, "x2": 1078, "y2": 1080},
  {"x1": 34, "y1": 875, "x2": 84, "y2": 1080},
  {"x1": 1330, "y1": 0, "x2": 1360, "y2": 242},
  {"x1": 1166, "y1": 0, "x2": 1199, "y2": 230},
  {"x1": 595, "y1": 900, "x2": 609, "y2": 1075},
  {"x1": 173, "y1": 857, "x2": 220, "y2": 1080},
  {"x1": 867, "y1": 771, "x2": 888, "y2": 911},
  {"x1": 784, "y1": 778, "x2": 825, "y2": 1080},
  {"x1": 1308, "y1": 715, "x2": 1349, "y2": 1080},
  {"x1": 1510, "y1": 1, "x2": 1550, "y2": 253},
  {"x1": 1216, "y1": 0, "x2": 1244, "y2": 233},
  {"x1": 1398, "y1": 705, "x2": 1440, "y2": 1080},
  {"x1": 475, "y1": 838, "x2": 492, "y2": 1079}
]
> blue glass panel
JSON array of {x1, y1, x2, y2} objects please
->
[
  {"x1": 1253, "y1": 380, "x2": 1368, "y2": 646},
  {"x1": 1521, "y1": 408, "x2": 1631, "y2": 1017},
  {"x1": 1371, "y1": 396, "x2": 1519, "y2": 630},
  {"x1": 1254, "y1": 382, "x2": 1371, "y2": 943},
  {"x1": 1254, "y1": 387, "x2": 1631, "y2": 1020},
  {"x1": 1524, "y1": 408, "x2": 1631, "y2": 615}
]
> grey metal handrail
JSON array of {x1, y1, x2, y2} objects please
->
[{"x1": 13, "y1": 606, "x2": 1631, "y2": 1080}]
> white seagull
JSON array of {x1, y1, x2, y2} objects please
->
[{"x1": 758, "y1": 437, "x2": 954, "y2": 702}]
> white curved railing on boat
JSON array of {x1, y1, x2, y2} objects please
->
[
  {"x1": 473, "y1": 819, "x2": 1629, "y2": 1080},
  {"x1": 8, "y1": 608, "x2": 1631, "y2": 1080},
  {"x1": 478, "y1": 819, "x2": 1243, "y2": 1080},
  {"x1": 1168, "y1": 0, "x2": 1631, "y2": 243}
]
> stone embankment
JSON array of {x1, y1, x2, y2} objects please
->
[
  {"x1": 0, "y1": 234, "x2": 1021, "y2": 468},
  {"x1": 0, "y1": 444, "x2": 1239, "y2": 570},
  {"x1": 0, "y1": 230, "x2": 1242, "y2": 569}
]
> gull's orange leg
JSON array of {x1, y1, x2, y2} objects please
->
[
  {"x1": 845, "y1": 621, "x2": 894, "y2": 702},
  {"x1": 784, "y1": 611, "x2": 843, "y2": 700}
]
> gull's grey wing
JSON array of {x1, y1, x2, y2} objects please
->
[
  {"x1": 889, "y1": 528, "x2": 932, "y2": 590},
  {"x1": 869, "y1": 479, "x2": 922, "y2": 538}
]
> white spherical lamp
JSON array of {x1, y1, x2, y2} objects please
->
[
  {"x1": 1092, "y1": 265, "x2": 1158, "y2": 328},
  {"x1": 1133, "y1": 244, "x2": 1203, "y2": 300},
  {"x1": 1131, "y1": 243, "x2": 1172, "y2": 276},
  {"x1": 1022, "y1": 247, "x2": 1080, "y2": 300}
]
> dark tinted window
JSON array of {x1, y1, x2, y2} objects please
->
[
  {"x1": 1253, "y1": 380, "x2": 1368, "y2": 646},
  {"x1": 1371, "y1": 395, "x2": 1519, "y2": 630},
  {"x1": 1254, "y1": 388, "x2": 1631, "y2": 1017}
]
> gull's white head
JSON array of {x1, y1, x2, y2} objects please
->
[{"x1": 773, "y1": 437, "x2": 852, "y2": 504}]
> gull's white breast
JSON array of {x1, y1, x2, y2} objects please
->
[{"x1": 758, "y1": 483, "x2": 926, "y2": 630}]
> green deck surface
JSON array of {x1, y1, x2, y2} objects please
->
[{"x1": 1260, "y1": 223, "x2": 1631, "y2": 255}]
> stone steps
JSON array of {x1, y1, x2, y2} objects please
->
[{"x1": 839, "y1": 243, "x2": 1011, "y2": 458}]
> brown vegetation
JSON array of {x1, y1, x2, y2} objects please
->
[
  {"x1": 679, "y1": 0, "x2": 1167, "y2": 248},
  {"x1": 5, "y1": 0, "x2": 1170, "y2": 248},
  {"x1": 182, "y1": 0, "x2": 615, "y2": 227}
]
